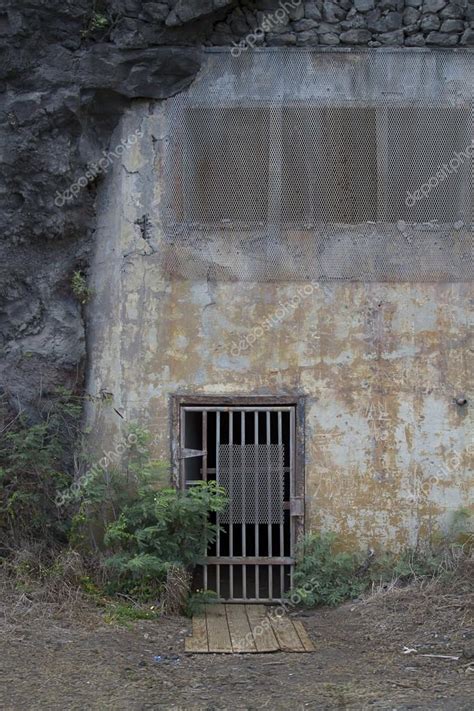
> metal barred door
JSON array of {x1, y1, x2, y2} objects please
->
[{"x1": 179, "y1": 404, "x2": 300, "y2": 602}]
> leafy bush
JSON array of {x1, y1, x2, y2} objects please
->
[
  {"x1": 103, "y1": 478, "x2": 228, "y2": 597},
  {"x1": 68, "y1": 424, "x2": 167, "y2": 550},
  {"x1": 67, "y1": 424, "x2": 227, "y2": 603},
  {"x1": 0, "y1": 390, "x2": 82, "y2": 550},
  {"x1": 290, "y1": 520, "x2": 474, "y2": 609},
  {"x1": 290, "y1": 533, "x2": 367, "y2": 607}
]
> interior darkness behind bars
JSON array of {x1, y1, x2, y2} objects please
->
[{"x1": 182, "y1": 408, "x2": 293, "y2": 600}]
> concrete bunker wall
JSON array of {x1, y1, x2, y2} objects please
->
[{"x1": 86, "y1": 50, "x2": 473, "y2": 551}]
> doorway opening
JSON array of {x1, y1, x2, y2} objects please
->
[{"x1": 175, "y1": 398, "x2": 304, "y2": 602}]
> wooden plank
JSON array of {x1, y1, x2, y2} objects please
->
[
  {"x1": 184, "y1": 613, "x2": 208, "y2": 653},
  {"x1": 245, "y1": 604, "x2": 279, "y2": 652},
  {"x1": 185, "y1": 606, "x2": 313, "y2": 654},
  {"x1": 293, "y1": 620, "x2": 315, "y2": 652},
  {"x1": 226, "y1": 604, "x2": 256, "y2": 653},
  {"x1": 270, "y1": 613, "x2": 305, "y2": 652},
  {"x1": 206, "y1": 604, "x2": 233, "y2": 653}
]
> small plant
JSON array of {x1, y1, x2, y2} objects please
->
[
  {"x1": 80, "y1": 11, "x2": 110, "y2": 39},
  {"x1": 71, "y1": 270, "x2": 94, "y2": 304},
  {"x1": 90, "y1": 12, "x2": 109, "y2": 30},
  {"x1": 103, "y1": 601, "x2": 160, "y2": 626},
  {"x1": 449, "y1": 507, "x2": 473, "y2": 549},
  {"x1": 289, "y1": 533, "x2": 367, "y2": 607},
  {"x1": 291, "y1": 522, "x2": 474, "y2": 610},
  {"x1": 185, "y1": 588, "x2": 219, "y2": 617}
]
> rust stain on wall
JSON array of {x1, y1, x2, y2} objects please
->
[{"x1": 85, "y1": 106, "x2": 473, "y2": 552}]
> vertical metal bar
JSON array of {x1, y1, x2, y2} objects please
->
[
  {"x1": 290, "y1": 407, "x2": 296, "y2": 592},
  {"x1": 241, "y1": 411, "x2": 246, "y2": 600},
  {"x1": 228, "y1": 410, "x2": 233, "y2": 600},
  {"x1": 202, "y1": 411, "x2": 208, "y2": 482},
  {"x1": 216, "y1": 410, "x2": 220, "y2": 599},
  {"x1": 203, "y1": 410, "x2": 208, "y2": 592},
  {"x1": 278, "y1": 410, "x2": 284, "y2": 598},
  {"x1": 266, "y1": 411, "x2": 272, "y2": 600},
  {"x1": 179, "y1": 406, "x2": 186, "y2": 489},
  {"x1": 254, "y1": 411, "x2": 259, "y2": 600}
]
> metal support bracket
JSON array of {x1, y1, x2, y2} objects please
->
[
  {"x1": 290, "y1": 497, "x2": 304, "y2": 517},
  {"x1": 178, "y1": 448, "x2": 207, "y2": 459}
]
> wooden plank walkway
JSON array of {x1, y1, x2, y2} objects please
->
[{"x1": 185, "y1": 604, "x2": 315, "y2": 654}]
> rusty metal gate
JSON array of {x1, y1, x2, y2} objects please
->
[{"x1": 177, "y1": 401, "x2": 303, "y2": 602}]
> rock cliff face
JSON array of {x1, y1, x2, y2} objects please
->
[{"x1": 1, "y1": 0, "x2": 473, "y2": 412}]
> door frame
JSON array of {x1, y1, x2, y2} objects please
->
[{"x1": 170, "y1": 394, "x2": 306, "y2": 599}]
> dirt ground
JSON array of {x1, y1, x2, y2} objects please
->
[{"x1": 1, "y1": 576, "x2": 472, "y2": 710}]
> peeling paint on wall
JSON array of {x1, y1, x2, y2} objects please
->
[{"x1": 85, "y1": 58, "x2": 473, "y2": 552}]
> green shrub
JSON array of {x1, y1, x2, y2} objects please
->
[
  {"x1": 291, "y1": 521, "x2": 473, "y2": 609},
  {"x1": 68, "y1": 424, "x2": 167, "y2": 550},
  {"x1": 103, "y1": 479, "x2": 228, "y2": 597},
  {"x1": 290, "y1": 533, "x2": 367, "y2": 607},
  {"x1": 0, "y1": 390, "x2": 82, "y2": 549}
]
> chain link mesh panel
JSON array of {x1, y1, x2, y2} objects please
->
[
  {"x1": 161, "y1": 50, "x2": 474, "y2": 282},
  {"x1": 218, "y1": 444, "x2": 284, "y2": 524}
]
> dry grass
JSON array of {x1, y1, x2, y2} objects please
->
[
  {"x1": 161, "y1": 563, "x2": 191, "y2": 615},
  {"x1": 0, "y1": 548, "x2": 472, "y2": 709},
  {"x1": 0, "y1": 548, "x2": 102, "y2": 641},
  {"x1": 362, "y1": 548, "x2": 473, "y2": 603}
]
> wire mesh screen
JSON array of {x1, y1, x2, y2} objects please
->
[
  {"x1": 218, "y1": 444, "x2": 284, "y2": 524},
  {"x1": 161, "y1": 50, "x2": 474, "y2": 282},
  {"x1": 281, "y1": 107, "x2": 378, "y2": 223},
  {"x1": 180, "y1": 107, "x2": 270, "y2": 222}
]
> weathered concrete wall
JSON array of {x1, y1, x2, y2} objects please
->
[{"x1": 86, "y1": 53, "x2": 473, "y2": 551}]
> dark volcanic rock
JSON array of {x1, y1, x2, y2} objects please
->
[
  {"x1": 165, "y1": 0, "x2": 234, "y2": 27},
  {"x1": 0, "y1": 1, "x2": 201, "y2": 411},
  {"x1": 78, "y1": 46, "x2": 200, "y2": 99},
  {"x1": 340, "y1": 28, "x2": 372, "y2": 41}
]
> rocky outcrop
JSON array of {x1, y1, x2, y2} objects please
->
[
  {"x1": 1, "y1": 0, "x2": 473, "y2": 412},
  {"x1": 0, "y1": 2, "x2": 201, "y2": 412}
]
